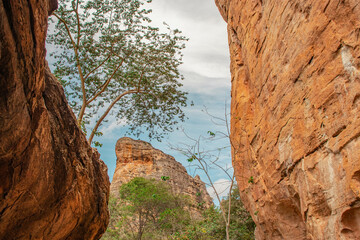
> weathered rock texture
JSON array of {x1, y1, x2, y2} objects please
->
[
  {"x1": 216, "y1": 0, "x2": 360, "y2": 239},
  {"x1": 0, "y1": 1, "x2": 109, "y2": 239},
  {"x1": 111, "y1": 137, "x2": 213, "y2": 215}
]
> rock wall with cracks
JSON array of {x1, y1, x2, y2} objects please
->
[
  {"x1": 215, "y1": 0, "x2": 360, "y2": 239},
  {"x1": 0, "y1": 1, "x2": 110, "y2": 239}
]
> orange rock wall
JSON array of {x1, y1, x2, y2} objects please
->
[
  {"x1": 0, "y1": 1, "x2": 109, "y2": 239},
  {"x1": 215, "y1": 0, "x2": 360, "y2": 239}
]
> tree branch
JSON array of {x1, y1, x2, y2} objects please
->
[
  {"x1": 52, "y1": 13, "x2": 76, "y2": 49},
  {"x1": 137, "y1": 67, "x2": 147, "y2": 92},
  {"x1": 73, "y1": 0, "x2": 81, "y2": 47},
  {"x1": 84, "y1": 55, "x2": 111, "y2": 81},
  {"x1": 192, "y1": 154, "x2": 228, "y2": 227},
  {"x1": 88, "y1": 89, "x2": 140, "y2": 144},
  {"x1": 226, "y1": 174, "x2": 235, "y2": 240},
  {"x1": 86, "y1": 57, "x2": 125, "y2": 105},
  {"x1": 53, "y1": 11, "x2": 87, "y2": 126}
]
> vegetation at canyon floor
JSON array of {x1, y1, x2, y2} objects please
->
[
  {"x1": 48, "y1": 0, "x2": 189, "y2": 145},
  {"x1": 103, "y1": 177, "x2": 191, "y2": 239},
  {"x1": 102, "y1": 178, "x2": 254, "y2": 240}
]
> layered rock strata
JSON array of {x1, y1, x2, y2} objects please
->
[
  {"x1": 111, "y1": 137, "x2": 212, "y2": 215},
  {"x1": 0, "y1": 1, "x2": 109, "y2": 239},
  {"x1": 215, "y1": 0, "x2": 360, "y2": 239}
]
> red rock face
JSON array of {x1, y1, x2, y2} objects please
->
[
  {"x1": 111, "y1": 138, "x2": 213, "y2": 217},
  {"x1": 0, "y1": 1, "x2": 109, "y2": 239},
  {"x1": 215, "y1": 0, "x2": 360, "y2": 239}
]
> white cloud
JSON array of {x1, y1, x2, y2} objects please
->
[
  {"x1": 99, "y1": 116, "x2": 127, "y2": 138},
  {"x1": 181, "y1": 71, "x2": 230, "y2": 97},
  {"x1": 148, "y1": 0, "x2": 230, "y2": 81},
  {"x1": 207, "y1": 178, "x2": 232, "y2": 202}
]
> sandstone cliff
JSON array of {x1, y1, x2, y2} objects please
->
[
  {"x1": 111, "y1": 137, "x2": 213, "y2": 215},
  {"x1": 215, "y1": 0, "x2": 360, "y2": 239},
  {"x1": 0, "y1": 1, "x2": 109, "y2": 239}
]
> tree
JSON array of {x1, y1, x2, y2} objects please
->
[
  {"x1": 48, "y1": 0, "x2": 189, "y2": 145},
  {"x1": 171, "y1": 206, "x2": 224, "y2": 240},
  {"x1": 174, "y1": 132, "x2": 235, "y2": 240},
  {"x1": 103, "y1": 177, "x2": 191, "y2": 240},
  {"x1": 171, "y1": 106, "x2": 255, "y2": 240},
  {"x1": 171, "y1": 186, "x2": 255, "y2": 240},
  {"x1": 220, "y1": 184, "x2": 255, "y2": 240}
]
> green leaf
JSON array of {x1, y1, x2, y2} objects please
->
[
  {"x1": 161, "y1": 176, "x2": 170, "y2": 181},
  {"x1": 207, "y1": 131, "x2": 215, "y2": 137}
]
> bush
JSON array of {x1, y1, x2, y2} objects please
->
[{"x1": 102, "y1": 177, "x2": 191, "y2": 240}]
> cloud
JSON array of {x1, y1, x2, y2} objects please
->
[
  {"x1": 151, "y1": 0, "x2": 222, "y2": 23},
  {"x1": 181, "y1": 71, "x2": 230, "y2": 97},
  {"x1": 180, "y1": 54, "x2": 230, "y2": 80},
  {"x1": 147, "y1": 0, "x2": 230, "y2": 80},
  {"x1": 207, "y1": 178, "x2": 233, "y2": 202},
  {"x1": 99, "y1": 116, "x2": 127, "y2": 139}
]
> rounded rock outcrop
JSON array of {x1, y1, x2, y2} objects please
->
[{"x1": 111, "y1": 137, "x2": 213, "y2": 217}]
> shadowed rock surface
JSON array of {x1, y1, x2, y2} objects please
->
[
  {"x1": 215, "y1": 0, "x2": 360, "y2": 239},
  {"x1": 111, "y1": 137, "x2": 213, "y2": 217},
  {"x1": 0, "y1": 1, "x2": 110, "y2": 239}
]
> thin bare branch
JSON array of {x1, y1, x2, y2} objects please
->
[{"x1": 226, "y1": 174, "x2": 235, "y2": 240}]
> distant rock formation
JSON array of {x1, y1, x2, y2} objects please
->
[
  {"x1": 216, "y1": 0, "x2": 360, "y2": 239},
  {"x1": 0, "y1": 1, "x2": 109, "y2": 239},
  {"x1": 111, "y1": 137, "x2": 213, "y2": 216}
]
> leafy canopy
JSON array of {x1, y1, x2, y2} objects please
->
[
  {"x1": 102, "y1": 179, "x2": 255, "y2": 240},
  {"x1": 48, "y1": 0, "x2": 189, "y2": 144},
  {"x1": 103, "y1": 177, "x2": 191, "y2": 240}
]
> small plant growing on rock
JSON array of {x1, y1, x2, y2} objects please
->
[{"x1": 161, "y1": 176, "x2": 170, "y2": 181}]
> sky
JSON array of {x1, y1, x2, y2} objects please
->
[{"x1": 47, "y1": 0, "x2": 232, "y2": 203}]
